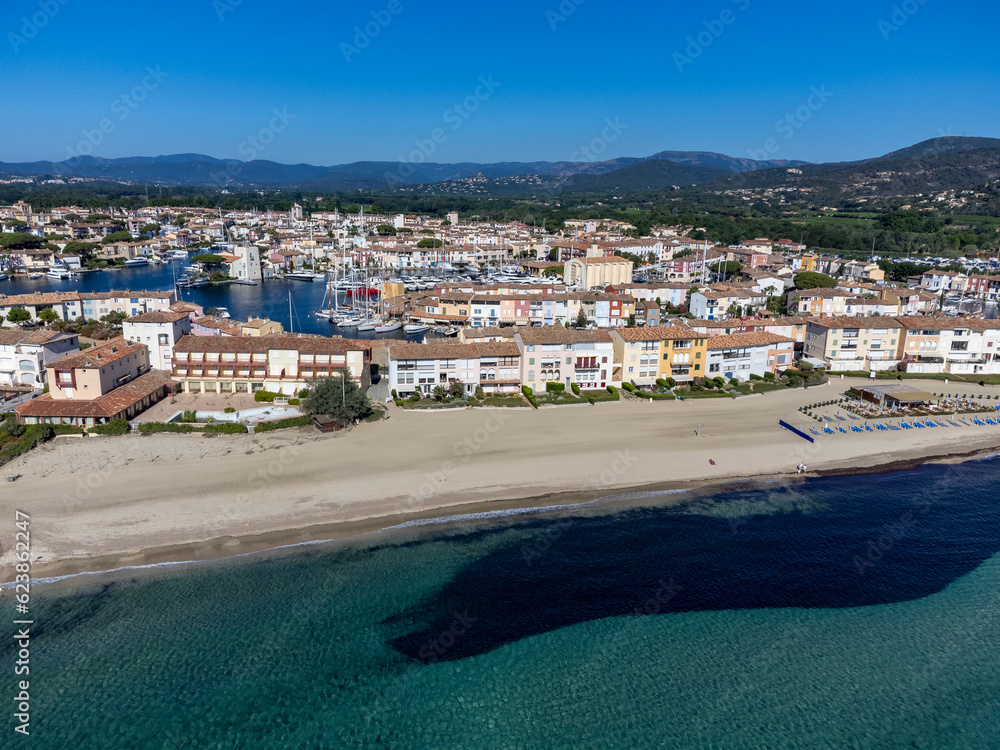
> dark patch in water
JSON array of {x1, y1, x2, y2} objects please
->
[{"x1": 387, "y1": 460, "x2": 1000, "y2": 662}]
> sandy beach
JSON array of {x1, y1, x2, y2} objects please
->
[{"x1": 3, "y1": 376, "x2": 999, "y2": 579}]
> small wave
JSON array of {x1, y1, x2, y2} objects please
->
[
  {"x1": 375, "y1": 500, "x2": 605, "y2": 533},
  {"x1": 0, "y1": 537, "x2": 340, "y2": 590}
]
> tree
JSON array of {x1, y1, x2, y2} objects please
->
[
  {"x1": 793, "y1": 271, "x2": 837, "y2": 289},
  {"x1": 376, "y1": 224, "x2": 397, "y2": 236},
  {"x1": 417, "y1": 238, "x2": 444, "y2": 248},
  {"x1": 0, "y1": 233, "x2": 44, "y2": 250},
  {"x1": 304, "y1": 370, "x2": 372, "y2": 425},
  {"x1": 190, "y1": 254, "x2": 226, "y2": 264},
  {"x1": 432, "y1": 385, "x2": 447, "y2": 401},
  {"x1": 710, "y1": 261, "x2": 743, "y2": 277},
  {"x1": 447, "y1": 380, "x2": 465, "y2": 399},
  {"x1": 7, "y1": 307, "x2": 30, "y2": 325},
  {"x1": 627, "y1": 313, "x2": 637, "y2": 328},
  {"x1": 139, "y1": 223, "x2": 160, "y2": 235},
  {"x1": 101, "y1": 230, "x2": 132, "y2": 244},
  {"x1": 575, "y1": 309, "x2": 589, "y2": 327},
  {"x1": 37, "y1": 308, "x2": 59, "y2": 325}
]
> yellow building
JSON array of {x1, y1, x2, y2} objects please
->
[{"x1": 610, "y1": 326, "x2": 707, "y2": 385}]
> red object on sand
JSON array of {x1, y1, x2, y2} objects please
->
[{"x1": 709, "y1": 459, "x2": 716, "y2": 466}]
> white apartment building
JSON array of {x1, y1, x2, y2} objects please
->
[{"x1": 123, "y1": 311, "x2": 193, "y2": 371}]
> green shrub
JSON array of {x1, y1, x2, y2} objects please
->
[
  {"x1": 288, "y1": 398, "x2": 300, "y2": 406},
  {"x1": 622, "y1": 382, "x2": 637, "y2": 392},
  {"x1": 179, "y1": 410, "x2": 198, "y2": 423},
  {"x1": 138, "y1": 422, "x2": 199, "y2": 434},
  {"x1": 203, "y1": 423, "x2": 248, "y2": 434},
  {"x1": 571, "y1": 383, "x2": 581, "y2": 395},
  {"x1": 91, "y1": 419, "x2": 129, "y2": 436},
  {"x1": 297, "y1": 389, "x2": 311, "y2": 400},
  {"x1": 764, "y1": 372, "x2": 776, "y2": 382},
  {"x1": 545, "y1": 382, "x2": 565, "y2": 393},
  {"x1": 224, "y1": 407, "x2": 236, "y2": 414},
  {"x1": 0, "y1": 424, "x2": 56, "y2": 466},
  {"x1": 52, "y1": 425, "x2": 85, "y2": 435},
  {"x1": 712, "y1": 377, "x2": 726, "y2": 389},
  {"x1": 254, "y1": 391, "x2": 281, "y2": 403},
  {"x1": 475, "y1": 386, "x2": 485, "y2": 399},
  {"x1": 749, "y1": 374, "x2": 763, "y2": 382}
]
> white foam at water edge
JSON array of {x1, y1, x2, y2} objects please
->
[
  {"x1": 0, "y1": 536, "x2": 339, "y2": 590},
  {"x1": 966, "y1": 452, "x2": 1000, "y2": 462},
  {"x1": 373, "y1": 491, "x2": 694, "y2": 533}
]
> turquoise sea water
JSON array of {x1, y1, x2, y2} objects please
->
[{"x1": 6, "y1": 459, "x2": 1000, "y2": 749}]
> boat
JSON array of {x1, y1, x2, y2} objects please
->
[
  {"x1": 0, "y1": 273, "x2": 8, "y2": 281},
  {"x1": 189, "y1": 278, "x2": 211, "y2": 288},
  {"x1": 45, "y1": 269, "x2": 67, "y2": 279},
  {"x1": 433, "y1": 326, "x2": 448, "y2": 335},
  {"x1": 214, "y1": 307, "x2": 231, "y2": 319},
  {"x1": 443, "y1": 327, "x2": 460, "y2": 337},
  {"x1": 168, "y1": 250, "x2": 189, "y2": 260},
  {"x1": 345, "y1": 287, "x2": 380, "y2": 298},
  {"x1": 375, "y1": 321, "x2": 402, "y2": 333},
  {"x1": 28, "y1": 272, "x2": 42, "y2": 279},
  {"x1": 230, "y1": 279, "x2": 258, "y2": 285},
  {"x1": 336, "y1": 317, "x2": 360, "y2": 328},
  {"x1": 285, "y1": 272, "x2": 316, "y2": 281},
  {"x1": 404, "y1": 323, "x2": 430, "y2": 334},
  {"x1": 356, "y1": 320, "x2": 377, "y2": 332},
  {"x1": 124, "y1": 257, "x2": 149, "y2": 267}
]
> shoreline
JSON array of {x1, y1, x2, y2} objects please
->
[
  {"x1": 11, "y1": 441, "x2": 1000, "y2": 588},
  {"x1": 3, "y1": 376, "x2": 999, "y2": 585}
]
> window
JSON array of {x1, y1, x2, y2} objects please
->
[{"x1": 709, "y1": 363, "x2": 720, "y2": 373}]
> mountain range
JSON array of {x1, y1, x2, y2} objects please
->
[
  {"x1": 0, "y1": 150, "x2": 808, "y2": 190},
  {"x1": 2, "y1": 137, "x2": 998, "y2": 199}
]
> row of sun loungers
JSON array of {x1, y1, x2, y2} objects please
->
[{"x1": 804, "y1": 413, "x2": 999, "y2": 438}]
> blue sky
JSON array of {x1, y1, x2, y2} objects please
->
[{"x1": 3, "y1": 0, "x2": 999, "y2": 166}]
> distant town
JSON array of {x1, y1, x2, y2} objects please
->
[{"x1": 1, "y1": 197, "x2": 998, "y2": 431}]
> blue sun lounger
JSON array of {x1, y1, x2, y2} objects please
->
[
  {"x1": 837, "y1": 426, "x2": 849, "y2": 434},
  {"x1": 864, "y1": 424, "x2": 875, "y2": 432},
  {"x1": 823, "y1": 427, "x2": 836, "y2": 435},
  {"x1": 876, "y1": 423, "x2": 889, "y2": 431}
]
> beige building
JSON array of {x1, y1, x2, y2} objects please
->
[
  {"x1": 564, "y1": 247, "x2": 633, "y2": 289},
  {"x1": 804, "y1": 317, "x2": 904, "y2": 372},
  {"x1": 171, "y1": 334, "x2": 372, "y2": 395},
  {"x1": 14, "y1": 337, "x2": 171, "y2": 427}
]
